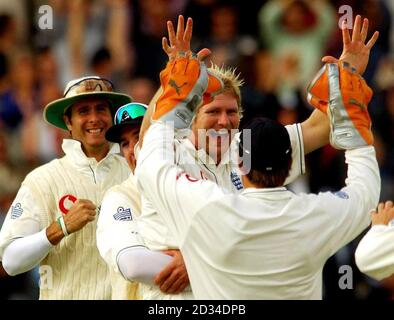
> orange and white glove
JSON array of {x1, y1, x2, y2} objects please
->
[
  {"x1": 307, "y1": 61, "x2": 374, "y2": 150},
  {"x1": 153, "y1": 55, "x2": 223, "y2": 129}
]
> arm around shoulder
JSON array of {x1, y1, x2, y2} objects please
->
[
  {"x1": 356, "y1": 202, "x2": 394, "y2": 280},
  {"x1": 355, "y1": 225, "x2": 394, "y2": 280}
]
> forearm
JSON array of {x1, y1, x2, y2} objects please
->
[
  {"x1": 343, "y1": 146, "x2": 380, "y2": 211},
  {"x1": 67, "y1": 0, "x2": 84, "y2": 76},
  {"x1": 107, "y1": 0, "x2": 130, "y2": 71},
  {"x1": 139, "y1": 87, "x2": 162, "y2": 147},
  {"x1": 137, "y1": 123, "x2": 176, "y2": 192},
  {"x1": 46, "y1": 220, "x2": 66, "y2": 245},
  {"x1": 117, "y1": 246, "x2": 172, "y2": 285},
  {"x1": 2, "y1": 229, "x2": 53, "y2": 276},
  {"x1": 301, "y1": 109, "x2": 330, "y2": 154}
]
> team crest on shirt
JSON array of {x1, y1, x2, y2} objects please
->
[
  {"x1": 231, "y1": 171, "x2": 243, "y2": 190},
  {"x1": 11, "y1": 203, "x2": 23, "y2": 219},
  {"x1": 113, "y1": 207, "x2": 133, "y2": 221},
  {"x1": 59, "y1": 194, "x2": 78, "y2": 214}
]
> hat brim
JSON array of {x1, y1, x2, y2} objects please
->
[
  {"x1": 105, "y1": 120, "x2": 143, "y2": 143},
  {"x1": 44, "y1": 92, "x2": 133, "y2": 130}
]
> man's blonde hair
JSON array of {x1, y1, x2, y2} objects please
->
[{"x1": 206, "y1": 64, "x2": 244, "y2": 116}]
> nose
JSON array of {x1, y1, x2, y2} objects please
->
[
  {"x1": 217, "y1": 112, "x2": 230, "y2": 128},
  {"x1": 129, "y1": 142, "x2": 135, "y2": 157},
  {"x1": 88, "y1": 110, "x2": 101, "y2": 123}
]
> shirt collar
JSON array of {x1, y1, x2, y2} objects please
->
[
  {"x1": 241, "y1": 187, "x2": 291, "y2": 199},
  {"x1": 62, "y1": 138, "x2": 120, "y2": 167}
]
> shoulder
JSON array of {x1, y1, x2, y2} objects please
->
[
  {"x1": 111, "y1": 154, "x2": 129, "y2": 170},
  {"x1": 23, "y1": 158, "x2": 63, "y2": 184},
  {"x1": 104, "y1": 183, "x2": 124, "y2": 200},
  {"x1": 103, "y1": 176, "x2": 135, "y2": 199}
]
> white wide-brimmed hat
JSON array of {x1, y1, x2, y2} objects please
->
[{"x1": 44, "y1": 76, "x2": 132, "y2": 130}]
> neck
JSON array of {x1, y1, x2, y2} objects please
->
[
  {"x1": 187, "y1": 134, "x2": 222, "y2": 166},
  {"x1": 241, "y1": 175, "x2": 260, "y2": 188},
  {"x1": 82, "y1": 144, "x2": 110, "y2": 162},
  {"x1": 215, "y1": 154, "x2": 221, "y2": 166}
]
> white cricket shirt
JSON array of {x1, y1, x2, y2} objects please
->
[{"x1": 136, "y1": 123, "x2": 380, "y2": 299}]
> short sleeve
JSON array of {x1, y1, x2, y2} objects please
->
[{"x1": 284, "y1": 123, "x2": 305, "y2": 184}]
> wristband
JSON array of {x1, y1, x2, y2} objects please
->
[{"x1": 57, "y1": 216, "x2": 69, "y2": 237}]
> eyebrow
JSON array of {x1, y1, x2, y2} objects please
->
[{"x1": 95, "y1": 103, "x2": 110, "y2": 108}]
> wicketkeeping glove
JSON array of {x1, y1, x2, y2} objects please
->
[
  {"x1": 153, "y1": 55, "x2": 223, "y2": 129},
  {"x1": 307, "y1": 61, "x2": 374, "y2": 150}
]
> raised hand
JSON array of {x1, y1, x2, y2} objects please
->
[
  {"x1": 322, "y1": 15, "x2": 379, "y2": 75},
  {"x1": 372, "y1": 201, "x2": 394, "y2": 226},
  {"x1": 162, "y1": 15, "x2": 211, "y2": 62},
  {"x1": 162, "y1": 15, "x2": 193, "y2": 61}
]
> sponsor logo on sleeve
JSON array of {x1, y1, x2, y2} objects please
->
[
  {"x1": 231, "y1": 171, "x2": 243, "y2": 191},
  {"x1": 333, "y1": 191, "x2": 349, "y2": 199},
  {"x1": 11, "y1": 203, "x2": 23, "y2": 219},
  {"x1": 113, "y1": 207, "x2": 133, "y2": 221}
]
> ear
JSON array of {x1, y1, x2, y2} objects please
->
[{"x1": 63, "y1": 114, "x2": 73, "y2": 131}]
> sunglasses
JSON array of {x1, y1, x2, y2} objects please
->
[
  {"x1": 114, "y1": 103, "x2": 147, "y2": 125},
  {"x1": 63, "y1": 77, "x2": 114, "y2": 97}
]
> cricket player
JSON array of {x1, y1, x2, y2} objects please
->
[
  {"x1": 97, "y1": 102, "x2": 189, "y2": 299},
  {"x1": 0, "y1": 76, "x2": 132, "y2": 299},
  {"x1": 135, "y1": 16, "x2": 380, "y2": 298}
]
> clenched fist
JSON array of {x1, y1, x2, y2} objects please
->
[{"x1": 63, "y1": 199, "x2": 97, "y2": 234}]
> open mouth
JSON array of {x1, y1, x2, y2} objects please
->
[
  {"x1": 87, "y1": 128, "x2": 103, "y2": 135},
  {"x1": 207, "y1": 129, "x2": 230, "y2": 138}
]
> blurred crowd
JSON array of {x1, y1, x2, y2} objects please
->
[{"x1": 0, "y1": 0, "x2": 393, "y2": 300}]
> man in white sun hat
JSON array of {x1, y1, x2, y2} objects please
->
[{"x1": 0, "y1": 76, "x2": 133, "y2": 299}]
